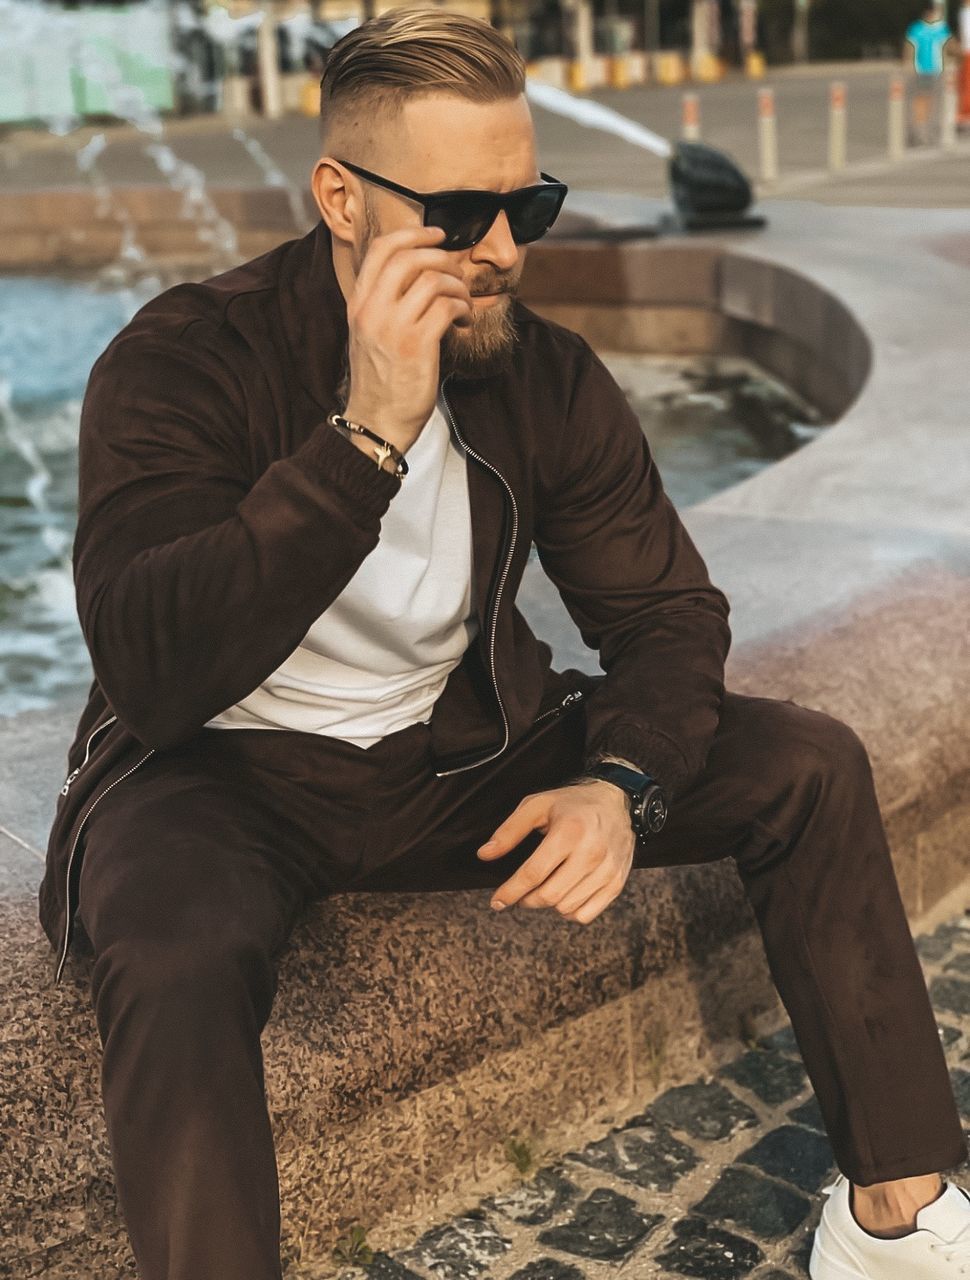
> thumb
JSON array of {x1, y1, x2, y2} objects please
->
[{"x1": 477, "y1": 794, "x2": 546, "y2": 858}]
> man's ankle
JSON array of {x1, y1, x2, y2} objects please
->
[{"x1": 850, "y1": 1173, "x2": 945, "y2": 1238}]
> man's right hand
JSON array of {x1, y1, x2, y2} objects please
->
[{"x1": 342, "y1": 224, "x2": 473, "y2": 454}]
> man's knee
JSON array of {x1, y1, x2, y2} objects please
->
[
  {"x1": 725, "y1": 694, "x2": 873, "y2": 815},
  {"x1": 89, "y1": 922, "x2": 278, "y2": 1046}
]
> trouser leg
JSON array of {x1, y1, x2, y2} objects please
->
[
  {"x1": 76, "y1": 759, "x2": 308, "y2": 1280},
  {"x1": 640, "y1": 691, "x2": 967, "y2": 1186},
  {"x1": 348, "y1": 685, "x2": 968, "y2": 1186}
]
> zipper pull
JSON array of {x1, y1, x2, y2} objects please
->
[
  {"x1": 562, "y1": 690, "x2": 584, "y2": 707},
  {"x1": 60, "y1": 768, "x2": 81, "y2": 797}
]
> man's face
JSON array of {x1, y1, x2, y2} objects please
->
[{"x1": 346, "y1": 93, "x2": 538, "y2": 380}]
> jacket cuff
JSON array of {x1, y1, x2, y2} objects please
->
[
  {"x1": 582, "y1": 719, "x2": 691, "y2": 801},
  {"x1": 293, "y1": 417, "x2": 403, "y2": 518}
]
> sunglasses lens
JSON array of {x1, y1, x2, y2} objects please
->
[
  {"x1": 424, "y1": 185, "x2": 565, "y2": 249},
  {"x1": 425, "y1": 195, "x2": 495, "y2": 250},
  {"x1": 508, "y1": 186, "x2": 564, "y2": 243}
]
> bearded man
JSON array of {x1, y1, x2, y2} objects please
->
[{"x1": 39, "y1": 7, "x2": 969, "y2": 1279}]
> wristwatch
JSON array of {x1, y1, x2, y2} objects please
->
[{"x1": 585, "y1": 760, "x2": 668, "y2": 839}]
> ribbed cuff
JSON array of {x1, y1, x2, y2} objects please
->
[
  {"x1": 293, "y1": 417, "x2": 403, "y2": 519},
  {"x1": 583, "y1": 719, "x2": 691, "y2": 801}
]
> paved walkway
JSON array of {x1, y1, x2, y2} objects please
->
[{"x1": 323, "y1": 910, "x2": 970, "y2": 1280}]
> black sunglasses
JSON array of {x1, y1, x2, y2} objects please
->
[{"x1": 334, "y1": 157, "x2": 568, "y2": 251}]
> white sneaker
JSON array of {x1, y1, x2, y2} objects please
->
[{"x1": 810, "y1": 1172, "x2": 970, "y2": 1277}]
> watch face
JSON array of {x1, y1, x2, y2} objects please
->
[{"x1": 635, "y1": 785, "x2": 668, "y2": 835}]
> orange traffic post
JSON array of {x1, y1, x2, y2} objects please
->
[
  {"x1": 758, "y1": 86, "x2": 778, "y2": 183},
  {"x1": 828, "y1": 80, "x2": 847, "y2": 170},
  {"x1": 682, "y1": 91, "x2": 701, "y2": 140},
  {"x1": 888, "y1": 74, "x2": 906, "y2": 160}
]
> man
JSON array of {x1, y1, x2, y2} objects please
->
[
  {"x1": 905, "y1": 1, "x2": 957, "y2": 145},
  {"x1": 39, "y1": 7, "x2": 970, "y2": 1279}
]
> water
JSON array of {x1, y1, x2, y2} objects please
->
[{"x1": 0, "y1": 275, "x2": 827, "y2": 718}]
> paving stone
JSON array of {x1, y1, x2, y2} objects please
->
[
  {"x1": 917, "y1": 931, "x2": 957, "y2": 962},
  {"x1": 939, "y1": 1022, "x2": 963, "y2": 1047},
  {"x1": 735, "y1": 1125, "x2": 835, "y2": 1194},
  {"x1": 944, "y1": 954, "x2": 970, "y2": 977},
  {"x1": 654, "y1": 1215, "x2": 765, "y2": 1278},
  {"x1": 786, "y1": 1233, "x2": 814, "y2": 1275},
  {"x1": 950, "y1": 1067, "x2": 970, "y2": 1118},
  {"x1": 480, "y1": 1166, "x2": 582, "y2": 1226},
  {"x1": 718, "y1": 1050, "x2": 808, "y2": 1105},
  {"x1": 397, "y1": 1215, "x2": 512, "y2": 1280},
  {"x1": 930, "y1": 976, "x2": 970, "y2": 1017},
  {"x1": 536, "y1": 1186, "x2": 664, "y2": 1261},
  {"x1": 756, "y1": 1026, "x2": 799, "y2": 1057},
  {"x1": 346, "y1": 1253, "x2": 425, "y2": 1279},
  {"x1": 691, "y1": 1165, "x2": 811, "y2": 1242},
  {"x1": 786, "y1": 1095, "x2": 826, "y2": 1133},
  {"x1": 565, "y1": 1120, "x2": 698, "y2": 1192},
  {"x1": 630, "y1": 1080, "x2": 760, "y2": 1142},
  {"x1": 506, "y1": 1259, "x2": 588, "y2": 1280},
  {"x1": 755, "y1": 1272, "x2": 800, "y2": 1279}
]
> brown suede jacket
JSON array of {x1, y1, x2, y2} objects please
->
[{"x1": 38, "y1": 216, "x2": 732, "y2": 983}]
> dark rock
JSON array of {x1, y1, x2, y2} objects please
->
[
  {"x1": 736, "y1": 1125, "x2": 835, "y2": 1194},
  {"x1": 506, "y1": 1260, "x2": 587, "y2": 1280},
  {"x1": 536, "y1": 1186, "x2": 663, "y2": 1261},
  {"x1": 565, "y1": 1119, "x2": 698, "y2": 1192},
  {"x1": 719, "y1": 1051, "x2": 807, "y2": 1105},
  {"x1": 480, "y1": 1166, "x2": 581, "y2": 1225},
  {"x1": 690, "y1": 1165, "x2": 811, "y2": 1241},
  {"x1": 630, "y1": 1080, "x2": 759, "y2": 1142},
  {"x1": 654, "y1": 1215, "x2": 764, "y2": 1278},
  {"x1": 930, "y1": 976, "x2": 970, "y2": 1017},
  {"x1": 757, "y1": 1026, "x2": 800, "y2": 1057},
  {"x1": 916, "y1": 931, "x2": 956, "y2": 962},
  {"x1": 944, "y1": 954, "x2": 970, "y2": 977},
  {"x1": 950, "y1": 1067, "x2": 970, "y2": 1118},
  {"x1": 939, "y1": 1022, "x2": 963, "y2": 1047},
  {"x1": 398, "y1": 1215, "x2": 512, "y2": 1279},
  {"x1": 787, "y1": 1095, "x2": 826, "y2": 1133},
  {"x1": 357, "y1": 1253, "x2": 426, "y2": 1279}
]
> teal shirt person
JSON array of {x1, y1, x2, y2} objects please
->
[{"x1": 906, "y1": 16, "x2": 953, "y2": 75}]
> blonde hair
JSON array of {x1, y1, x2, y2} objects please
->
[{"x1": 319, "y1": 6, "x2": 526, "y2": 163}]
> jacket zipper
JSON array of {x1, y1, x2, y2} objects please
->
[
  {"x1": 435, "y1": 373, "x2": 518, "y2": 778},
  {"x1": 60, "y1": 713, "x2": 118, "y2": 796},
  {"x1": 55, "y1": 746, "x2": 156, "y2": 984},
  {"x1": 531, "y1": 688, "x2": 585, "y2": 727}
]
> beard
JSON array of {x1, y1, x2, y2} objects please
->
[{"x1": 351, "y1": 193, "x2": 520, "y2": 383}]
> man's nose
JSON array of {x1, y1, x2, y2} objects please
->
[{"x1": 470, "y1": 208, "x2": 519, "y2": 272}]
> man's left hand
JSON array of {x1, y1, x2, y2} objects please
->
[{"x1": 477, "y1": 782, "x2": 636, "y2": 924}]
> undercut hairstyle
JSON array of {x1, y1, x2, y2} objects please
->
[{"x1": 318, "y1": 6, "x2": 527, "y2": 166}]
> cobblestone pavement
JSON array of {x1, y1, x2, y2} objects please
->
[{"x1": 330, "y1": 911, "x2": 970, "y2": 1280}]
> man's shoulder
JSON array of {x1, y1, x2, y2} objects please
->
[{"x1": 98, "y1": 235, "x2": 300, "y2": 363}]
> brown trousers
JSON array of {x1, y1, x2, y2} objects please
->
[{"x1": 75, "y1": 671, "x2": 968, "y2": 1280}]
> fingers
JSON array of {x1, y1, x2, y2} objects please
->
[
  {"x1": 477, "y1": 792, "x2": 549, "y2": 860},
  {"x1": 487, "y1": 821, "x2": 577, "y2": 910}
]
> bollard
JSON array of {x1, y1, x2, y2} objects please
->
[
  {"x1": 942, "y1": 64, "x2": 958, "y2": 148},
  {"x1": 758, "y1": 86, "x2": 778, "y2": 183},
  {"x1": 568, "y1": 58, "x2": 587, "y2": 92},
  {"x1": 888, "y1": 74, "x2": 906, "y2": 161},
  {"x1": 607, "y1": 52, "x2": 630, "y2": 90},
  {"x1": 828, "y1": 80, "x2": 847, "y2": 170},
  {"x1": 682, "y1": 91, "x2": 701, "y2": 141}
]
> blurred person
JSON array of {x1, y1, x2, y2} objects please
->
[
  {"x1": 905, "y1": 1, "x2": 958, "y2": 144},
  {"x1": 39, "y1": 7, "x2": 970, "y2": 1279}
]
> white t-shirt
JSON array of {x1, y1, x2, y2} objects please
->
[{"x1": 204, "y1": 391, "x2": 479, "y2": 745}]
